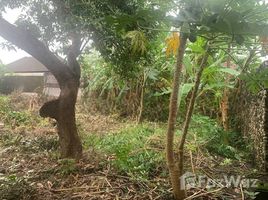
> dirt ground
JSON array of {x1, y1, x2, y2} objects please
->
[
  {"x1": 0, "y1": 94, "x2": 267, "y2": 200},
  {"x1": 0, "y1": 94, "x2": 170, "y2": 200}
]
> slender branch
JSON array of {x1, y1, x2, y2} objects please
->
[
  {"x1": 178, "y1": 46, "x2": 210, "y2": 172},
  {"x1": 241, "y1": 50, "x2": 256, "y2": 72}
]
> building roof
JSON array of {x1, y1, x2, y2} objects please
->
[{"x1": 6, "y1": 57, "x2": 49, "y2": 73}]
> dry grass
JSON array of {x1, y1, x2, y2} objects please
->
[{"x1": 0, "y1": 93, "x2": 265, "y2": 200}]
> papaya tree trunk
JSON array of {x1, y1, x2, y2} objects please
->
[
  {"x1": 0, "y1": 17, "x2": 82, "y2": 159},
  {"x1": 166, "y1": 34, "x2": 187, "y2": 200},
  {"x1": 220, "y1": 44, "x2": 231, "y2": 133},
  {"x1": 177, "y1": 50, "x2": 209, "y2": 198}
]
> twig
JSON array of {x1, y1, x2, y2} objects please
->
[
  {"x1": 189, "y1": 150, "x2": 196, "y2": 174},
  {"x1": 184, "y1": 187, "x2": 224, "y2": 200},
  {"x1": 51, "y1": 186, "x2": 91, "y2": 192},
  {"x1": 240, "y1": 183, "x2": 245, "y2": 200}
]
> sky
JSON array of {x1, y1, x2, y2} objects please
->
[{"x1": 0, "y1": 9, "x2": 29, "y2": 64}]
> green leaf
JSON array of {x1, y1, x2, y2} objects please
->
[
  {"x1": 125, "y1": 30, "x2": 147, "y2": 55},
  {"x1": 218, "y1": 68, "x2": 240, "y2": 76},
  {"x1": 178, "y1": 83, "x2": 194, "y2": 108},
  {"x1": 146, "y1": 68, "x2": 159, "y2": 80}
]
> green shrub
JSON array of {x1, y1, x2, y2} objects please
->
[{"x1": 190, "y1": 114, "x2": 249, "y2": 159}]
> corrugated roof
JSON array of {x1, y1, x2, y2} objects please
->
[{"x1": 6, "y1": 57, "x2": 49, "y2": 73}]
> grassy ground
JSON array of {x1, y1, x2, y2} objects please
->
[{"x1": 0, "y1": 93, "x2": 265, "y2": 199}]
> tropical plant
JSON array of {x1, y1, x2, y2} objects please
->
[{"x1": 162, "y1": 0, "x2": 268, "y2": 199}]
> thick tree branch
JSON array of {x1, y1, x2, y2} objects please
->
[{"x1": 0, "y1": 16, "x2": 73, "y2": 86}]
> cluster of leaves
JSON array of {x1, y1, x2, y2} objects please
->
[
  {"x1": 240, "y1": 61, "x2": 268, "y2": 93},
  {"x1": 169, "y1": 0, "x2": 268, "y2": 39},
  {"x1": 0, "y1": 0, "x2": 168, "y2": 77}
]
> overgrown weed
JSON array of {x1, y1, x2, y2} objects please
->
[
  {"x1": 190, "y1": 114, "x2": 252, "y2": 160},
  {"x1": 83, "y1": 123, "x2": 166, "y2": 180}
]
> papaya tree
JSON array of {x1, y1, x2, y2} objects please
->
[{"x1": 164, "y1": 0, "x2": 268, "y2": 199}]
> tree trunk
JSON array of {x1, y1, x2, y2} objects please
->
[
  {"x1": 137, "y1": 71, "x2": 146, "y2": 124},
  {"x1": 220, "y1": 44, "x2": 231, "y2": 133},
  {"x1": 166, "y1": 34, "x2": 187, "y2": 200},
  {"x1": 0, "y1": 17, "x2": 82, "y2": 159},
  {"x1": 177, "y1": 51, "x2": 209, "y2": 198}
]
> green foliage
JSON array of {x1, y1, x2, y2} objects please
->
[
  {"x1": 81, "y1": 35, "x2": 174, "y2": 120},
  {"x1": 125, "y1": 30, "x2": 148, "y2": 55},
  {"x1": 1, "y1": 0, "x2": 167, "y2": 78},
  {"x1": 240, "y1": 66, "x2": 268, "y2": 93},
  {"x1": 83, "y1": 124, "x2": 165, "y2": 180},
  {"x1": 81, "y1": 115, "x2": 251, "y2": 181},
  {"x1": 190, "y1": 115, "x2": 249, "y2": 159},
  {"x1": 0, "y1": 95, "x2": 49, "y2": 129},
  {"x1": 257, "y1": 182, "x2": 268, "y2": 191},
  {"x1": 0, "y1": 97, "x2": 33, "y2": 127},
  {"x1": 173, "y1": 0, "x2": 268, "y2": 39},
  {"x1": 5, "y1": 111, "x2": 32, "y2": 125},
  {"x1": 0, "y1": 95, "x2": 10, "y2": 114},
  {"x1": 244, "y1": 190, "x2": 260, "y2": 200}
]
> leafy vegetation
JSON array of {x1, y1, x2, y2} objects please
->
[
  {"x1": 1, "y1": 0, "x2": 268, "y2": 199},
  {"x1": 0, "y1": 93, "x2": 264, "y2": 199},
  {"x1": 83, "y1": 124, "x2": 165, "y2": 180},
  {"x1": 0, "y1": 95, "x2": 48, "y2": 129}
]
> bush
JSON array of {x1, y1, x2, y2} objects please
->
[{"x1": 190, "y1": 114, "x2": 250, "y2": 159}]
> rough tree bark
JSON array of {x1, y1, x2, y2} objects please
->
[
  {"x1": 166, "y1": 33, "x2": 187, "y2": 200},
  {"x1": 0, "y1": 17, "x2": 82, "y2": 159}
]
